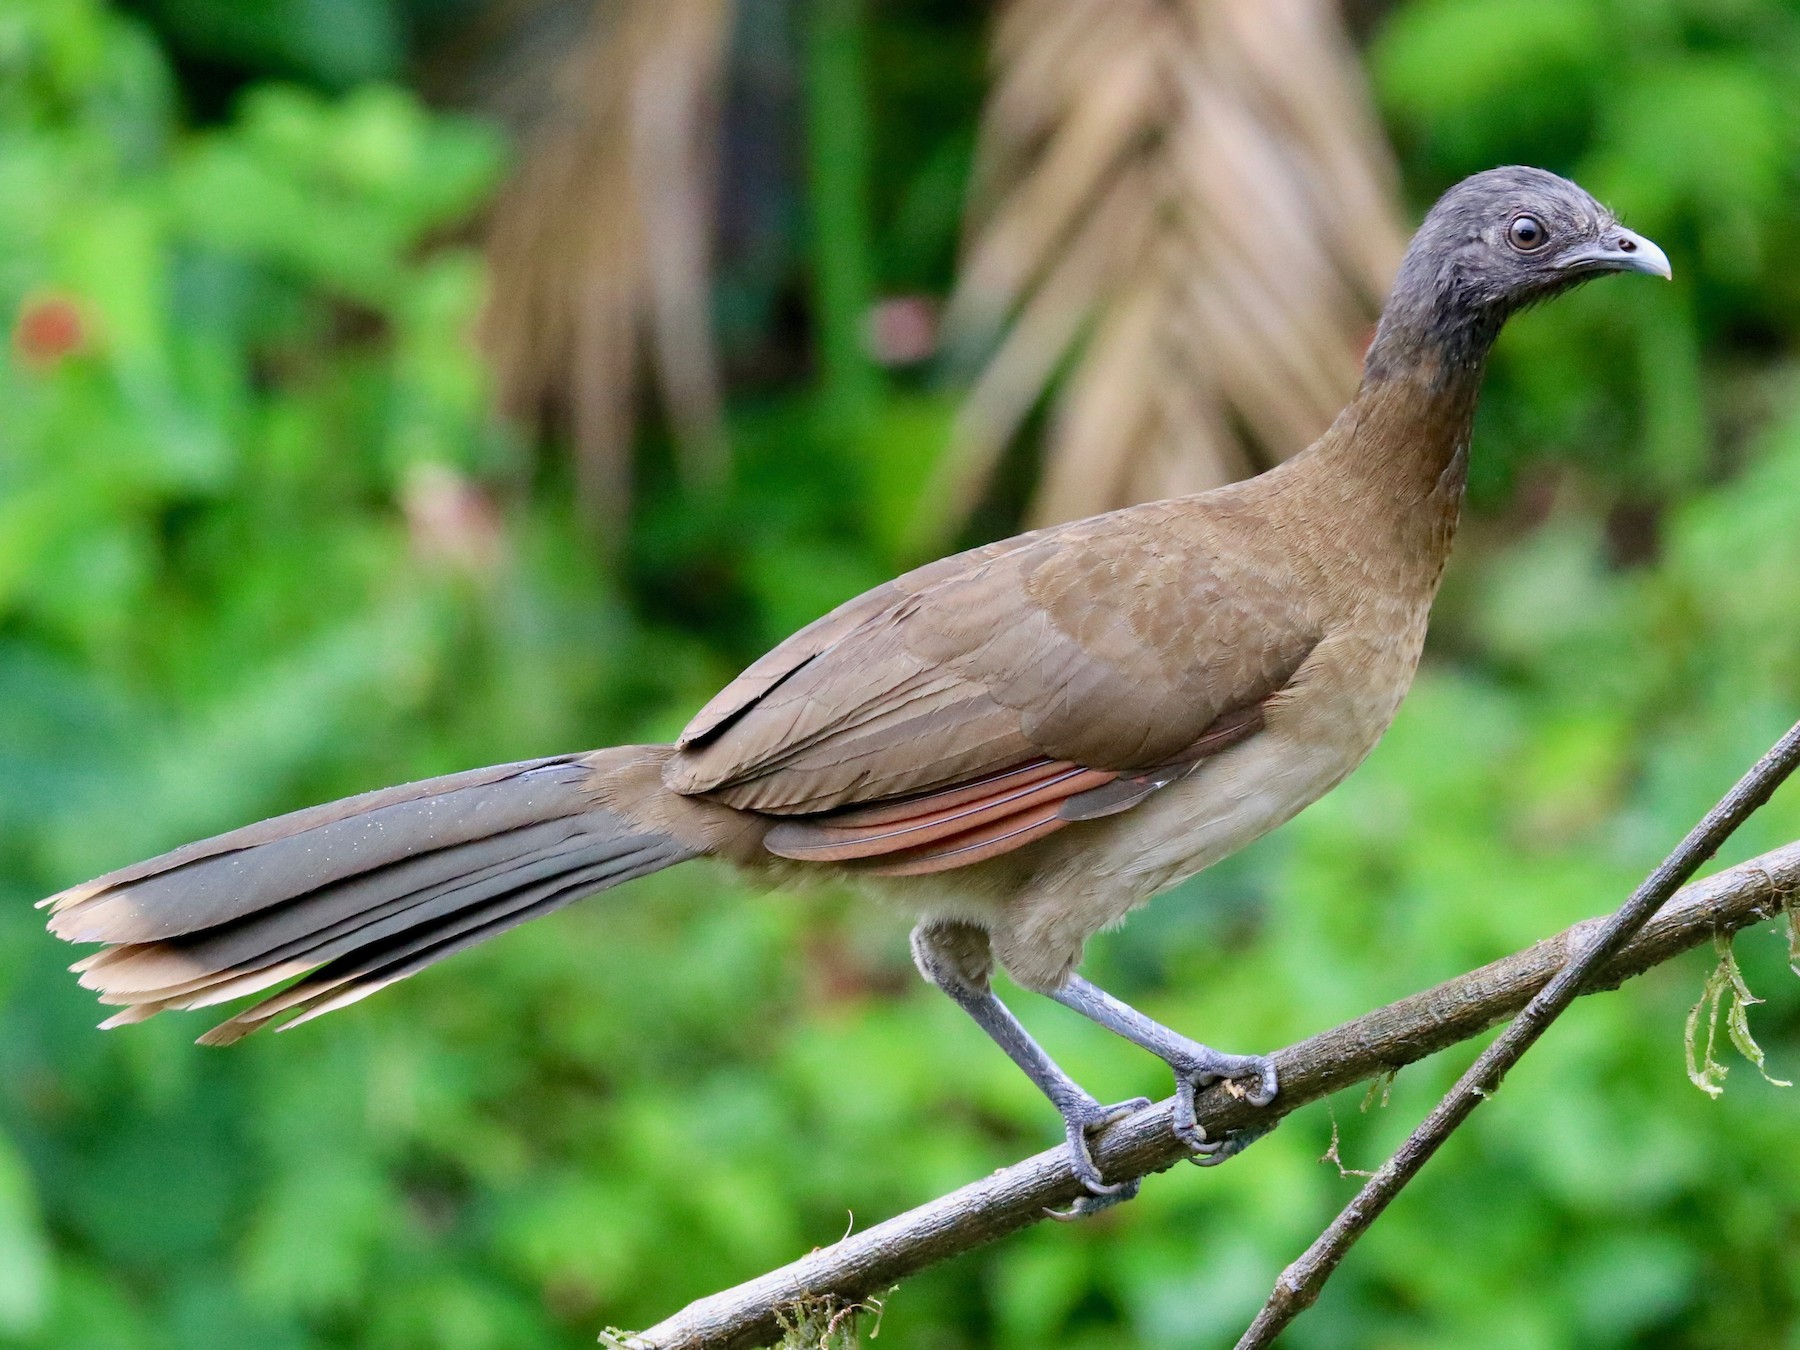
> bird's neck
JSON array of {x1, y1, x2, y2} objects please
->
[
  {"x1": 1288, "y1": 328, "x2": 1490, "y2": 596},
  {"x1": 1340, "y1": 341, "x2": 1485, "y2": 500}
]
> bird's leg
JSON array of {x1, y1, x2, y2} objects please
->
[
  {"x1": 911, "y1": 922, "x2": 1148, "y2": 1207},
  {"x1": 1049, "y1": 974, "x2": 1277, "y2": 1158}
]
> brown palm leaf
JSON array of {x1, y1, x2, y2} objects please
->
[
  {"x1": 479, "y1": 0, "x2": 731, "y2": 532},
  {"x1": 925, "y1": 0, "x2": 1405, "y2": 538}
]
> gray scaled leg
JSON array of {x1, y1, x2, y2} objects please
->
[
  {"x1": 1050, "y1": 974, "x2": 1277, "y2": 1161},
  {"x1": 911, "y1": 922, "x2": 1148, "y2": 1207}
]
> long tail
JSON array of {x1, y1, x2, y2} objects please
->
[{"x1": 41, "y1": 747, "x2": 732, "y2": 1044}]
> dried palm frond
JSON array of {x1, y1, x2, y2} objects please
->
[
  {"x1": 926, "y1": 0, "x2": 1405, "y2": 538},
  {"x1": 480, "y1": 0, "x2": 731, "y2": 533}
]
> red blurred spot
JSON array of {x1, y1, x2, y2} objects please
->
[
  {"x1": 864, "y1": 295, "x2": 938, "y2": 367},
  {"x1": 12, "y1": 293, "x2": 88, "y2": 370}
]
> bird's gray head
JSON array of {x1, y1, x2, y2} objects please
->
[{"x1": 1368, "y1": 166, "x2": 1670, "y2": 381}]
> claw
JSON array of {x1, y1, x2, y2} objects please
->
[
  {"x1": 1046, "y1": 1175, "x2": 1141, "y2": 1220},
  {"x1": 1170, "y1": 1052, "x2": 1278, "y2": 1160},
  {"x1": 1190, "y1": 1123, "x2": 1272, "y2": 1168},
  {"x1": 1171, "y1": 1077, "x2": 1221, "y2": 1153},
  {"x1": 1240, "y1": 1055, "x2": 1279, "y2": 1108},
  {"x1": 1056, "y1": 1093, "x2": 1151, "y2": 1198}
]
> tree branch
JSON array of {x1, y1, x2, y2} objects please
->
[
  {"x1": 622, "y1": 838, "x2": 1800, "y2": 1350},
  {"x1": 1235, "y1": 718, "x2": 1800, "y2": 1349}
]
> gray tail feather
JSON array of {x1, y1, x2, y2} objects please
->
[{"x1": 42, "y1": 755, "x2": 696, "y2": 1043}]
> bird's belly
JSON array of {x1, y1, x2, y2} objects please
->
[{"x1": 1089, "y1": 728, "x2": 1366, "y2": 898}]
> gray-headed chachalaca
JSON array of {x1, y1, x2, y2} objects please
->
[{"x1": 43, "y1": 167, "x2": 1669, "y2": 1203}]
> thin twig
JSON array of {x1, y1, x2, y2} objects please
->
[
  {"x1": 1235, "y1": 719, "x2": 1800, "y2": 1350},
  {"x1": 621, "y1": 835, "x2": 1800, "y2": 1350}
]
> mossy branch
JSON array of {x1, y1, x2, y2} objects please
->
[{"x1": 620, "y1": 837, "x2": 1800, "y2": 1350}]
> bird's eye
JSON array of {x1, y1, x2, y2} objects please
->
[{"x1": 1507, "y1": 214, "x2": 1548, "y2": 252}]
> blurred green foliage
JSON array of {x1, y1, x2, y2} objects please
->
[{"x1": 1, "y1": 1, "x2": 1799, "y2": 1348}]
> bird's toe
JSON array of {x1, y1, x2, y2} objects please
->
[
  {"x1": 1190, "y1": 1123, "x2": 1274, "y2": 1168},
  {"x1": 1046, "y1": 1175, "x2": 1141, "y2": 1221},
  {"x1": 1057, "y1": 1094, "x2": 1150, "y2": 1198},
  {"x1": 1241, "y1": 1055, "x2": 1279, "y2": 1107}
]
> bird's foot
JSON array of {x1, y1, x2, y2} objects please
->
[
  {"x1": 1168, "y1": 1046, "x2": 1278, "y2": 1153},
  {"x1": 1044, "y1": 1091, "x2": 1150, "y2": 1217}
]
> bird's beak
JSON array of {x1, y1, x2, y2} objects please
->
[{"x1": 1556, "y1": 226, "x2": 1672, "y2": 280}]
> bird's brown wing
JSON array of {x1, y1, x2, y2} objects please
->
[
  {"x1": 678, "y1": 529, "x2": 1054, "y2": 746},
  {"x1": 666, "y1": 499, "x2": 1319, "y2": 866}
]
